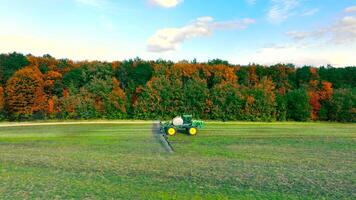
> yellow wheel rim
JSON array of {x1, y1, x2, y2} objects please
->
[
  {"x1": 189, "y1": 128, "x2": 197, "y2": 135},
  {"x1": 167, "y1": 128, "x2": 176, "y2": 136}
]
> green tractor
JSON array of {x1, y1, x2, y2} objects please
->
[{"x1": 160, "y1": 115, "x2": 204, "y2": 136}]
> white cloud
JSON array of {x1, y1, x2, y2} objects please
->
[
  {"x1": 267, "y1": 0, "x2": 300, "y2": 23},
  {"x1": 246, "y1": 0, "x2": 257, "y2": 5},
  {"x1": 249, "y1": 9, "x2": 356, "y2": 67},
  {"x1": 147, "y1": 17, "x2": 255, "y2": 52},
  {"x1": 149, "y1": 0, "x2": 183, "y2": 8},
  {"x1": 75, "y1": 0, "x2": 105, "y2": 7},
  {"x1": 301, "y1": 8, "x2": 319, "y2": 16},
  {"x1": 345, "y1": 6, "x2": 356, "y2": 13},
  {"x1": 287, "y1": 15, "x2": 356, "y2": 44},
  {"x1": 233, "y1": 43, "x2": 356, "y2": 67}
]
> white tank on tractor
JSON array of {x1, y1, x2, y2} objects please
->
[{"x1": 172, "y1": 116, "x2": 184, "y2": 126}]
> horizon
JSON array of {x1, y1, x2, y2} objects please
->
[
  {"x1": 3, "y1": 51, "x2": 356, "y2": 68},
  {"x1": 1, "y1": 0, "x2": 355, "y2": 67}
]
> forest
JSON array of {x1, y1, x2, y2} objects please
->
[{"x1": 0, "y1": 52, "x2": 355, "y2": 122}]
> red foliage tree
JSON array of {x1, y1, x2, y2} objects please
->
[
  {"x1": 308, "y1": 91, "x2": 321, "y2": 120},
  {"x1": 308, "y1": 81, "x2": 333, "y2": 120},
  {"x1": 320, "y1": 81, "x2": 333, "y2": 100}
]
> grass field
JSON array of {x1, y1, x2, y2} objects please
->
[{"x1": 0, "y1": 122, "x2": 355, "y2": 199}]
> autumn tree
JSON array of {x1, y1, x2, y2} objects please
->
[
  {"x1": 308, "y1": 81, "x2": 333, "y2": 120},
  {"x1": 43, "y1": 70, "x2": 63, "y2": 96},
  {"x1": 0, "y1": 54, "x2": 354, "y2": 121},
  {"x1": 241, "y1": 77, "x2": 277, "y2": 121},
  {"x1": 202, "y1": 64, "x2": 237, "y2": 88},
  {"x1": 5, "y1": 66, "x2": 45, "y2": 118},
  {"x1": 107, "y1": 78, "x2": 127, "y2": 118},
  {"x1": 270, "y1": 64, "x2": 295, "y2": 94},
  {"x1": 28, "y1": 54, "x2": 59, "y2": 74},
  {"x1": 248, "y1": 65, "x2": 258, "y2": 86}
]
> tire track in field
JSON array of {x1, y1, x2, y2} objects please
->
[{"x1": 152, "y1": 122, "x2": 174, "y2": 153}]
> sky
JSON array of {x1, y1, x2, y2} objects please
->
[{"x1": 0, "y1": 0, "x2": 355, "y2": 66}]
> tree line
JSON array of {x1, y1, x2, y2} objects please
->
[{"x1": 0, "y1": 52, "x2": 355, "y2": 122}]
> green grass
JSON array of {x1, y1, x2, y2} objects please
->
[{"x1": 0, "y1": 122, "x2": 355, "y2": 199}]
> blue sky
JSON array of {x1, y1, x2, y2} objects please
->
[{"x1": 0, "y1": 0, "x2": 355, "y2": 66}]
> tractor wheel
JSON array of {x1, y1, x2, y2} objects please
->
[
  {"x1": 166, "y1": 127, "x2": 177, "y2": 136},
  {"x1": 188, "y1": 127, "x2": 198, "y2": 136}
]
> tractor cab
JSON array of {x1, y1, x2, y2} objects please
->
[{"x1": 182, "y1": 114, "x2": 192, "y2": 125}]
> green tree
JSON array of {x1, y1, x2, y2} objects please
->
[
  {"x1": 183, "y1": 79, "x2": 209, "y2": 119},
  {"x1": 0, "y1": 52, "x2": 29, "y2": 84},
  {"x1": 328, "y1": 89, "x2": 355, "y2": 122},
  {"x1": 84, "y1": 76, "x2": 127, "y2": 119},
  {"x1": 236, "y1": 67, "x2": 249, "y2": 86},
  {"x1": 276, "y1": 93, "x2": 287, "y2": 121},
  {"x1": 286, "y1": 89, "x2": 311, "y2": 121},
  {"x1": 62, "y1": 67, "x2": 87, "y2": 92},
  {"x1": 133, "y1": 76, "x2": 184, "y2": 119},
  {"x1": 295, "y1": 66, "x2": 313, "y2": 87},
  {"x1": 209, "y1": 83, "x2": 244, "y2": 120},
  {"x1": 208, "y1": 59, "x2": 230, "y2": 66},
  {"x1": 115, "y1": 58, "x2": 153, "y2": 91}
]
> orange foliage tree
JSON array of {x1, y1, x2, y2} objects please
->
[
  {"x1": 5, "y1": 66, "x2": 46, "y2": 116},
  {"x1": 44, "y1": 70, "x2": 63, "y2": 98},
  {"x1": 0, "y1": 53, "x2": 353, "y2": 122},
  {"x1": 248, "y1": 65, "x2": 258, "y2": 86},
  {"x1": 242, "y1": 77, "x2": 277, "y2": 121},
  {"x1": 271, "y1": 64, "x2": 295, "y2": 95},
  {"x1": 44, "y1": 71, "x2": 62, "y2": 88},
  {"x1": 108, "y1": 78, "x2": 127, "y2": 114},
  {"x1": 48, "y1": 96, "x2": 55, "y2": 114}
]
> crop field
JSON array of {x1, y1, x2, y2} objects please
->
[{"x1": 0, "y1": 122, "x2": 355, "y2": 199}]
